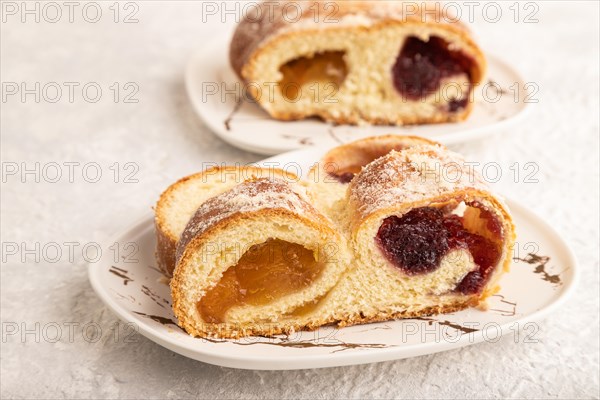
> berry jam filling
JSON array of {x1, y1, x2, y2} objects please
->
[
  {"x1": 326, "y1": 164, "x2": 363, "y2": 184},
  {"x1": 448, "y1": 97, "x2": 468, "y2": 112},
  {"x1": 376, "y1": 208, "x2": 449, "y2": 275},
  {"x1": 391, "y1": 36, "x2": 474, "y2": 106},
  {"x1": 375, "y1": 206, "x2": 502, "y2": 294},
  {"x1": 332, "y1": 171, "x2": 356, "y2": 184}
]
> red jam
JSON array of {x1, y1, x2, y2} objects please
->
[
  {"x1": 375, "y1": 207, "x2": 501, "y2": 294},
  {"x1": 376, "y1": 208, "x2": 449, "y2": 275},
  {"x1": 326, "y1": 164, "x2": 362, "y2": 184},
  {"x1": 333, "y1": 172, "x2": 356, "y2": 184},
  {"x1": 392, "y1": 36, "x2": 474, "y2": 106},
  {"x1": 448, "y1": 97, "x2": 468, "y2": 112}
]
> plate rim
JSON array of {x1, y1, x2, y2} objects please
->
[
  {"x1": 185, "y1": 38, "x2": 532, "y2": 156},
  {"x1": 88, "y1": 149, "x2": 578, "y2": 370}
]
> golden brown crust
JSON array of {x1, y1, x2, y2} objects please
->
[
  {"x1": 154, "y1": 221, "x2": 177, "y2": 277},
  {"x1": 177, "y1": 299, "x2": 475, "y2": 339},
  {"x1": 257, "y1": 103, "x2": 475, "y2": 126},
  {"x1": 174, "y1": 178, "x2": 334, "y2": 264},
  {"x1": 154, "y1": 166, "x2": 298, "y2": 276},
  {"x1": 230, "y1": 1, "x2": 487, "y2": 126},
  {"x1": 332, "y1": 299, "x2": 477, "y2": 329},
  {"x1": 230, "y1": 1, "x2": 475, "y2": 78}
]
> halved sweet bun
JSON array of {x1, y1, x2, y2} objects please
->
[
  {"x1": 230, "y1": 1, "x2": 486, "y2": 125},
  {"x1": 162, "y1": 138, "x2": 516, "y2": 338},
  {"x1": 338, "y1": 144, "x2": 516, "y2": 323},
  {"x1": 155, "y1": 167, "x2": 297, "y2": 276},
  {"x1": 171, "y1": 178, "x2": 349, "y2": 338}
]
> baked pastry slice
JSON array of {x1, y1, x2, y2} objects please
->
[
  {"x1": 331, "y1": 144, "x2": 516, "y2": 324},
  {"x1": 155, "y1": 166, "x2": 297, "y2": 276},
  {"x1": 275, "y1": 143, "x2": 515, "y2": 330},
  {"x1": 230, "y1": 1, "x2": 486, "y2": 125},
  {"x1": 171, "y1": 178, "x2": 349, "y2": 338},
  {"x1": 166, "y1": 141, "x2": 515, "y2": 338}
]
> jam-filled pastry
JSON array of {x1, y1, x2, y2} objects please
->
[
  {"x1": 307, "y1": 135, "x2": 439, "y2": 216},
  {"x1": 334, "y1": 144, "x2": 516, "y2": 324},
  {"x1": 280, "y1": 143, "x2": 516, "y2": 331},
  {"x1": 230, "y1": 1, "x2": 486, "y2": 126},
  {"x1": 154, "y1": 167, "x2": 297, "y2": 276},
  {"x1": 170, "y1": 178, "x2": 350, "y2": 338},
  {"x1": 163, "y1": 139, "x2": 515, "y2": 338}
]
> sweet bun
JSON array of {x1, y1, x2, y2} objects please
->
[
  {"x1": 157, "y1": 137, "x2": 515, "y2": 338},
  {"x1": 230, "y1": 1, "x2": 486, "y2": 125},
  {"x1": 170, "y1": 178, "x2": 349, "y2": 337}
]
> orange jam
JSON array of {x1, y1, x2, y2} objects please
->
[
  {"x1": 198, "y1": 239, "x2": 326, "y2": 323},
  {"x1": 279, "y1": 51, "x2": 347, "y2": 100}
]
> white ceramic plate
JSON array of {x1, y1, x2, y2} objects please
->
[
  {"x1": 89, "y1": 148, "x2": 577, "y2": 370},
  {"x1": 186, "y1": 38, "x2": 532, "y2": 155}
]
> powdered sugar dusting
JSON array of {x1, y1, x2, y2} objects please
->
[
  {"x1": 230, "y1": 1, "x2": 467, "y2": 76},
  {"x1": 348, "y1": 144, "x2": 491, "y2": 221},
  {"x1": 176, "y1": 178, "x2": 318, "y2": 261}
]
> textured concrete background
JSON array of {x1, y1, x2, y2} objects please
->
[{"x1": 1, "y1": 1, "x2": 599, "y2": 398}]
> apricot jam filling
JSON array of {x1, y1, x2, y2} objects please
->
[
  {"x1": 279, "y1": 51, "x2": 348, "y2": 101},
  {"x1": 375, "y1": 204, "x2": 503, "y2": 295},
  {"x1": 198, "y1": 239, "x2": 326, "y2": 323},
  {"x1": 391, "y1": 36, "x2": 474, "y2": 107}
]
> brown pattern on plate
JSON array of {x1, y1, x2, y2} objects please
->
[
  {"x1": 281, "y1": 134, "x2": 314, "y2": 146},
  {"x1": 412, "y1": 317, "x2": 479, "y2": 334},
  {"x1": 490, "y1": 294, "x2": 517, "y2": 317},
  {"x1": 224, "y1": 98, "x2": 244, "y2": 131},
  {"x1": 515, "y1": 253, "x2": 563, "y2": 285},
  {"x1": 133, "y1": 311, "x2": 184, "y2": 331},
  {"x1": 141, "y1": 285, "x2": 170, "y2": 309},
  {"x1": 200, "y1": 335, "x2": 393, "y2": 354},
  {"x1": 109, "y1": 266, "x2": 133, "y2": 285}
]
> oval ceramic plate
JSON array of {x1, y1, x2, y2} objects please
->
[
  {"x1": 186, "y1": 38, "x2": 532, "y2": 155},
  {"x1": 89, "y1": 148, "x2": 577, "y2": 370}
]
